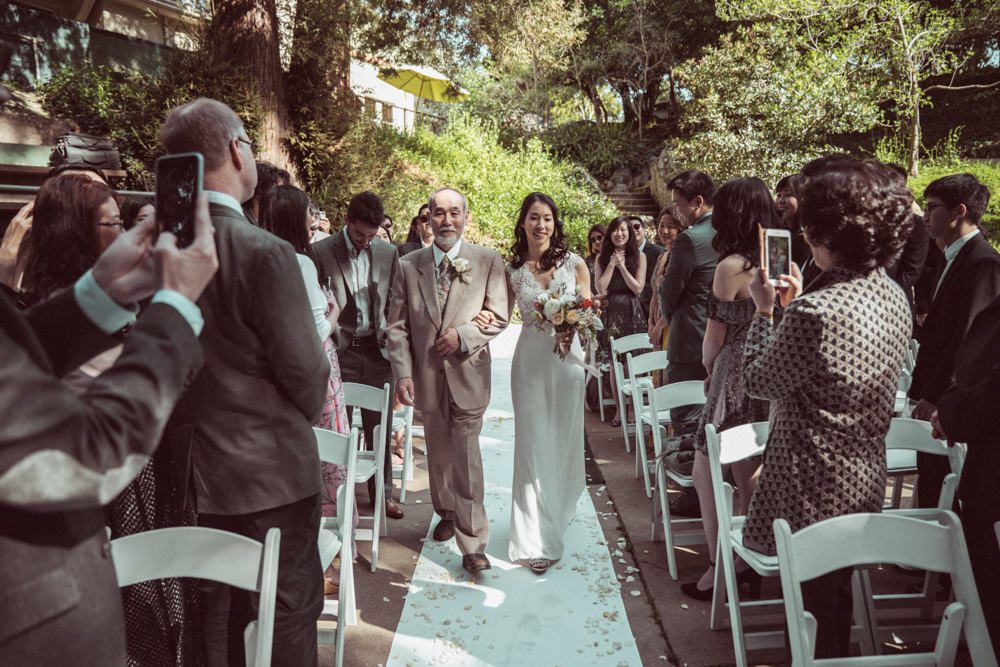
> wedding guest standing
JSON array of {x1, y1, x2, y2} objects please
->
[
  {"x1": 932, "y1": 293, "x2": 1000, "y2": 656},
  {"x1": 387, "y1": 187, "x2": 509, "y2": 574},
  {"x1": 908, "y1": 173, "x2": 1000, "y2": 509},
  {"x1": 742, "y1": 157, "x2": 912, "y2": 658},
  {"x1": 400, "y1": 203, "x2": 433, "y2": 255},
  {"x1": 504, "y1": 192, "x2": 591, "y2": 574},
  {"x1": 312, "y1": 191, "x2": 405, "y2": 520},
  {"x1": 659, "y1": 170, "x2": 718, "y2": 435},
  {"x1": 595, "y1": 215, "x2": 646, "y2": 426},
  {"x1": 159, "y1": 98, "x2": 329, "y2": 666},
  {"x1": 647, "y1": 208, "x2": 687, "y2": 382},
  {"x1": 681, "y1": 178, "x2": 776, "y2": 602},
  {"x1": 632, "y1": 216, "x2": 664, "y2": 322},
  {"x1": 583, "y1": 223, "x2": 605, "y2": 287}
]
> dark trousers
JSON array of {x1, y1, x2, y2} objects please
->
[
  {"x1": 338, "y1": 337, "x2": 393, "y2": 499},
  {"x1": 800, "y1": 566, "x2": 854, "y2": 659},
  {"x1": 667, "y1": 361, "x2": 707, "y2": 435},
  {"x1": 961, "y1": 501, "x2": 1000, "y2": 656},
  {"x1": 199, "y1": 494, "x2": 323, "y2": 667},
  {"x1": 916, "y1": 450, "x2": 951, "y2": 509}
]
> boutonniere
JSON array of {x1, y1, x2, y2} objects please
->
[{"x1": 450, "y1": 257, "x2": 471, "y2": 283}]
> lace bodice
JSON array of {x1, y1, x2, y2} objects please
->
[{"x1": 507, "y1": 253, "x2": 582, "y2": 329}]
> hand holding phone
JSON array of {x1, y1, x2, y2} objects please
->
[
  {"x1": 760, "y1": 227, "x2": 791, "y2": 287},
  {"x1": 155, "y1": 152, "x2": 204, "y2": 249}
]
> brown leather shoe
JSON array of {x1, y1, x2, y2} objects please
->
[
  {"x1": 385, "y1": 498, "x2": 404, "y2": 519},
  {"x1": 433, "y1": 518, "x2": 455, "y2": 541},
  {"x1": 462, "y1": 553, "x2": 491, "y2": 573}
]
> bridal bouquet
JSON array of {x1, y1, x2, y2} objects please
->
[{"x1": 532, "y1": 287, "x2": 603, "y2": 359}]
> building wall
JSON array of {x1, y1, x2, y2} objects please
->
[{"x1": 350, "y1": 59, "x2": 415, "y2": 133}]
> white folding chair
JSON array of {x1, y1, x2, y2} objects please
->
[
  {"x1": 627, "y1": 349, "x2": 669, "y2": 497},
  {"x1": 644, "y1": 379, "x2": 707, "y2": 580},
  {"x1": 390, "y1": 404, "x2": 415, "y2": 503},
  {"x1": 609, "y1": 333, "x2": 654, "y2": 453},
  {"x1": 314, "y1": 427, "x2": 358, "y2": 666},
  {"x1": 853, "y1": 418, "x2": 965, "y2": 647},
  {"x1": 707, "y1": 423, "x2": 875, "y2": 666},
  {"x1": 112, "y1": 527, "x2": 279, "y2": 667},
  {"x1": 704, "y1": 422, "x2": 786, "y2": 667},
  {"x1": 774, "y1": 511, "x2": 997, "y2": 667},
  {"x1": 342, "y1": 381, "x2": 391, "y2": 572}
]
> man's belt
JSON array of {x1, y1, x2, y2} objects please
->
[{"x1": 350, "y1": 335, "x2": 376, "y2": 347}]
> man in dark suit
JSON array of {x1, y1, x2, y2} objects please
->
[
  {"x1": 159, "y1": 98, "x2": 330, "y2": 666},
  {"x1": 0, "y1": 209, "x2": 218, "y2": 666},
  {"x1": 658, "y1": 170, "x2": 719, "y2": 433},
  {"x1": 630, "y1": 215, "x2": 664, "y2": 322},
  {"x1": 909, "y1": 173, "x2": 1000, "y2": 508},
  {"x1": 932, "y1": 292, "x2": 1000, "y2": 655},
  {"x1": 313, "y1": 191, "x2": 404, "y2": 519}
]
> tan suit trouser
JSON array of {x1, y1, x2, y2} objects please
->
[{"x1": 423, "y1": 378, "x2": 489, "y2": 555}]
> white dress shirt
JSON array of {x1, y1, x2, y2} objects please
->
[
  {"x1": 934, "y1": 229, "x2": 980, "y2": 299},
  {"x1": 343, "y1": 227, "x2": 373, "y2": 337}
]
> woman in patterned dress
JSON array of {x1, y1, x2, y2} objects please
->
[
  {"x1": 681, "y1": 178, "x2": 779, "y2": 601},
  {"x1": 743, "y1": 157, "x2": 913, "y2": 658}
]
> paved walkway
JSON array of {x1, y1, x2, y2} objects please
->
[{"x1": 385, "y1": 325, "x2": 643, "y2": 666}]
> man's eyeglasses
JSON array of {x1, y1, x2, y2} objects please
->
[
  {"x1": 632, "y1": 223, "x2": 643, "y2": 232},
  {"x1": 589, "y1": 235, "x2": 603, "y2": 244},
  {"x1": 236, "y1": 136, "x2": 257, "y2": 153}
]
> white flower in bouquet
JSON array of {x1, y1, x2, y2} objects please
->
[
  {"x1": 542, "y1": 299, "x2": 562, "y2": 318},
  {"x1": 592, "y1": 315, "x2": 604, "y2": 330},
  {"x1": 559, "y1": 293, "x2": 576, "y2": 306},
  {"x1": 538, "y1": 293, "x2": 550, "y2": 304},
  {"x1": 565, "y1": 309, "x2": 580, "y2": 325}
]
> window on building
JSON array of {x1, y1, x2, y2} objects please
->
[{"x1": 382, "y1": 103, "x2": 393, "y2": 123}]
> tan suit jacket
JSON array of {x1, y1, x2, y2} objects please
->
[
  {"x1": 387, "y1": 242, "x2": 508, "y2": 412},
  {"x1": 312, "y1": 232, "x2": 399, "y2": 354}
]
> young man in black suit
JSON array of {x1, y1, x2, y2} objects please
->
[
  {"x1": 909, "y1": 173, "x2": 1000, "y2": 508},
  {"x1": 630, "y1": 215, "x2": 664, "y2": 322}
]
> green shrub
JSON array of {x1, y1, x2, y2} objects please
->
[
  {"x1": 537, "y1": 121, "x2": 652, "y2": 181},
  {"x1": 375, "y1": 113, "x2": 617, "y2": 255}
]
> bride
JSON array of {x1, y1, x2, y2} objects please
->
[{"x1": 504, "y1": 191, "x2": 591, "y2": 574}]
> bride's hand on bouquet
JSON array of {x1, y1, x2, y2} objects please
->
[{"x1": 472, "y1": 309, "x2": 495, "y2": 329}]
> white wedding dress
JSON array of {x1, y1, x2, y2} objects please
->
[{"x1": 507, "y1": 253, "x2": 586, "y2": 562}]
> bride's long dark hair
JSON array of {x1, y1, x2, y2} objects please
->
[{"x1": 509, "y1": 192, "x2": 569, "y2": 271}]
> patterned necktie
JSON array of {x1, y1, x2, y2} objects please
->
[{"x1": 437, "y1": 255, "x2": 452, "y2": 315}]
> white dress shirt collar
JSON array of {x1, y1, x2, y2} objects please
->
[
  {"x1": 433, "y1": 239, "x2": 463, "y2": 267},
  {"x1": 204, "y1": 190, "x2": 244, "y2": 216},
  {"x1": 943, "y1": 228, "x2": 980, "y2": 264}
]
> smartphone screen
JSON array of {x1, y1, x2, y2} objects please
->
[
  {"x1": 155, "y1": 153, "x2": 203, "y2": 248},
  {"x1": 766, "y1": 231, "x2": 791, "y2": 286}
]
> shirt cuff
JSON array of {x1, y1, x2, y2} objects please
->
[
  {"x1": 151, "y1": 290, "x2": 204, "y2": 335},
  {"x1": 457, "y1": 330, "x2": 468, "y2": 353},
  {"x1": 74, "y1": 269, "x2": 138, "y2": 334}
]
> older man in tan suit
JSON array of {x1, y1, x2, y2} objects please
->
[{"x1": 387, "y1": 187, "x2": 508, "y2": 573}]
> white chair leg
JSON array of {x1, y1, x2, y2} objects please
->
[
  {"x1": 721, "y1": 544, "x2": 749, "y2": 667},
  {"x1": 371, "y1": 481, "x2": 384, "y2": 572},
  {"x1": 659, "y1": 466, "x2": 678, "y2": 580}
]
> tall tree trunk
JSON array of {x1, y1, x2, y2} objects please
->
[
  {"x1": 214, "y1": 0, "x2": 290, "y2": 170},
  {"x1": 615, "y1": 83, "x2": 638, "y2": 126},
  {"x1": 906, "y1": 76, "x2": 921, "y2": 178}
]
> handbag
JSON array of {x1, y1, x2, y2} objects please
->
[{"x1": 49, "y1": 132, "x2": 121, "y2": 170}]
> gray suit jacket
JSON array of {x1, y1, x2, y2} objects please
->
[
  {"x1": 658, "y1": 213, "x2": 718, "y2": 365},
  {"x1": 168, "y1": 203, "x2": 329, "y2": 516},
  {"x1": 312, "y1": 232, "x2": 399, "y2": 356},
  {"x1": 0, "y1": 290, "x2": 202, "y2": 663},
  {"x1": 386, "y1": 242, "x2": 508, "y2": 412}
]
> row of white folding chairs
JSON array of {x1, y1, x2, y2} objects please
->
[{"x1": 705, "y1": 418, "x2": 969, "y2": 667}]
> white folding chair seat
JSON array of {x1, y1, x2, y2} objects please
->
[
  {"x1": 774, "y1": 511, "x2": 997, "y2": 667},
  {"x1": 609, "y1": 333, "x2": 654, "y2": 453},
  {"x1": 342, "y1": 382, "x2": 391, "y2": 572},
  {"x1": 626, "y1": 349, "x2": 669, "y2": 497},
  {"x1": 390, "y1": 405, "x2": 415, "y2": 503},
  {"x1": 112, "y1": 526, "x2": 279, "y2": 667},
  {"x1": 643, "y1": 379, "x2": 707, "y2": 579},
  {"x1": 314, "y1": 427, "x2": 359, "y2": 666}
]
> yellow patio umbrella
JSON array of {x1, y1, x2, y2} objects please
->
[{"x1": 377, "y1": 65, "x2": 469, "y2": 103}]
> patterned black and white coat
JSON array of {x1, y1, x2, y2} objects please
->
[{"x1": 740, "y1": 266, "x2": 912, "y2": 555}]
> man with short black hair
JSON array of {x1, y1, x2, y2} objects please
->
[
  {"x1": 910, "y1": 172, "x2": 1000, "y2": 508},
  {"x1": 658, "y1": 170, "x2": 718, "y2": 433},
  {"x1": 159, "y1": 97, "x2": 330, "y2": 666},
  {"x1": 313, "y1": 191, "x2": 404, "y2": 519}
]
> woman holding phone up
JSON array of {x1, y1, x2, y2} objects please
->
[{"x1": 681, "y1": 177, "x2": 779, "y2": 601}]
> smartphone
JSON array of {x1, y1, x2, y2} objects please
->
[
  {"x1": 762, "y1": 227, "x2": 792, "y2": 287},
  {"x1": 155, "y1": 152, "x2": 203, "y2": 248}
]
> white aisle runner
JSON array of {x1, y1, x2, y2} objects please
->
[{"x1": 385, "y1": 324, "x2": 642, "y2": 667}]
